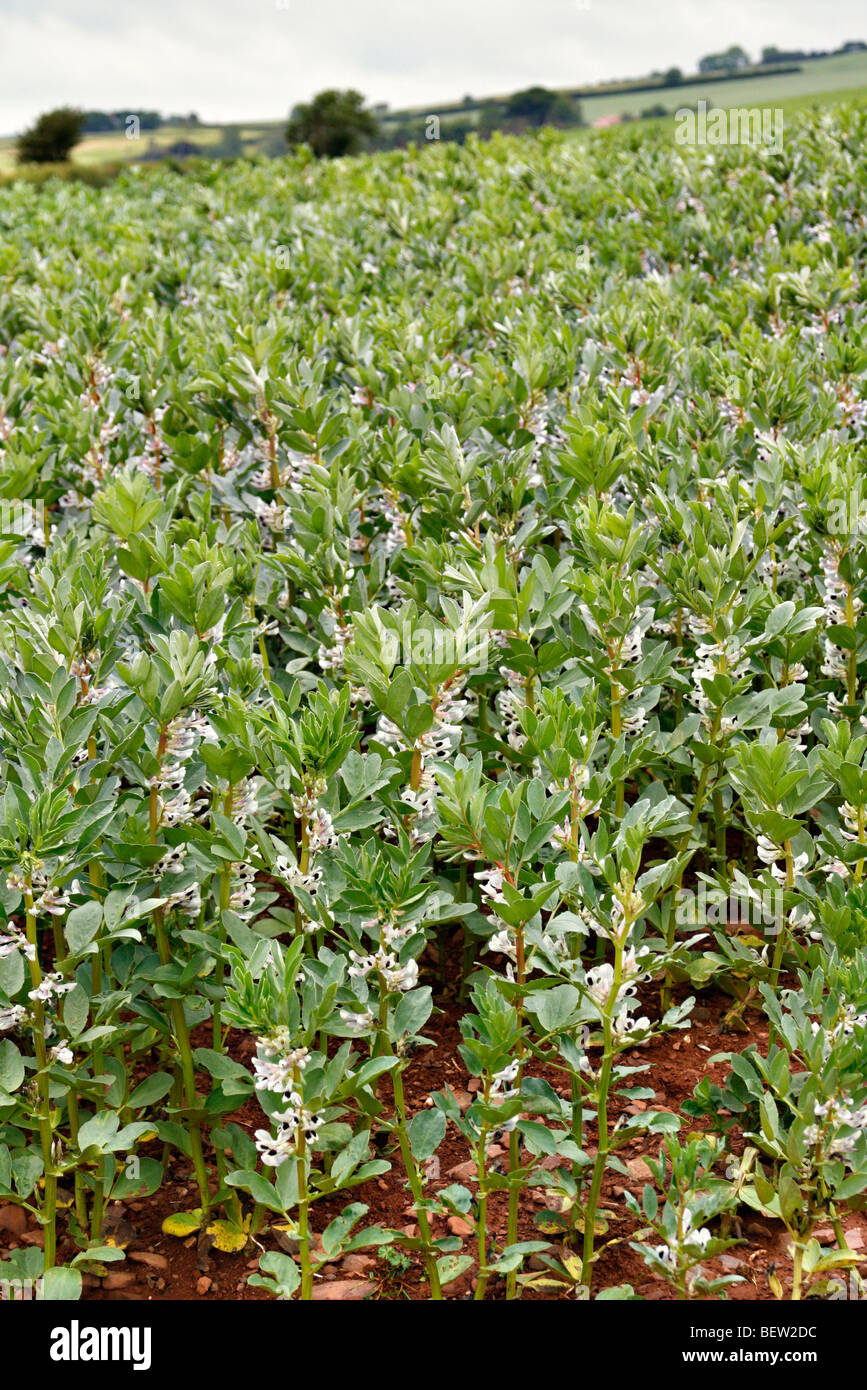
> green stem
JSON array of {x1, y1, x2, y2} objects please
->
[
  {"x1": 768, "y1": 842, "x2": 793, "y2": 1048},
  {"x1": 391, "y1": 1062, "x2": 442, "y2": 1299},
  {"x1": 505, "y1": 923, "x2": 526, "y2": 1301},
  {"x1": 611, "y1": 679, "x2": 624, "y2": 818},
  {"x1": 791, "y1": 1240, "x2": 804, "y2": 1301},
  {"x1": 473, "y1": 1082, "x2": 492, "y2": 1301},
  {"x1": 212, "y1": 784, "x2": 234, "y2": 1050},
  {"x1": 296, "y1": 1130, "x2": 313, "y2": 1300},
  {"x1": 581, "y1": 933, "x2": 624, "y2": 1289},
  {"x1": 24, "y1": 887, "x2": 57, "y2": 1268},
  {"x1": 150, "y1": 725, "x2": 211, "y2": 1213}
]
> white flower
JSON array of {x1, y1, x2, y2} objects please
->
[
  {"x1": 339, "y1": 1008, "x2": 376, "y2": 1034},
  {"x1": 0, "y1": 924, "x2": 34, "y2": 961},
  {"x1": 770, "y1": 850, "x2": 809, "y2": 883},
  {"x1": 756, "y1": 835, "x2": 782, "y2": 865},
  {"x1": 682, "y1": 1209, "x2": 713, "y2": 1251},
  {"x1": 476, "y1": 868, "x2": 507, "y2": 906},
  {"x1": 28, "y1": 973, "x2": 75, "y2": 1004},
  {"x1": 254, "y1": 1127, "x2": 295, "y2": 1167},
  {"x1": 613, "y1": 1013, "x2": 651, "y2": 1041},
  {"x1": 585, "y1": 963, "x2": 616, "y2": 1007},
  {"x1": 622, "y1": 704, "x2": 648, "y2": 737},
  {"x1": 487, "y1": 929, "x2": 516, "y2": 960},
  {"x1": 34, "y1": 886, "x2": 71, "y2": 917},
  {"x1": 348, "y1": 948, "x2": 418, "y2": 992}
]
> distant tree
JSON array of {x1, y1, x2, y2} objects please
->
[
  {"x1": 81, "y1": 110, "x2": 115, "y2": 133},
  {"x1": 698, "y1": 45, "x2": 751, "y2": 73},
  {"x1": 476, "y1": 102, "x2": 502, "y2": 139},
  {"x1": 17, "y1": 106, "x2": 85, "y2": 164},
  {"x1": 505, "y1": 86, "x2": 559, "y2": 125},
  {"x1": 505, "y1": 87, "x2": 581, "y2": 129},
  {"x1": 663, "y1": 66, "x2": 683, "y2": 86},
  {"x1": 166, "y1": 139, "x2": 202, "y2": 158},
  {"x1": 286, "y1": 89, "x2": 378, "y2": 158},
  {"x1": 260, "y1": 127, "x2": 289, "y2": 157},
  {"x1": 215, "y1": 125, "x2": 243, "y2": 159}
]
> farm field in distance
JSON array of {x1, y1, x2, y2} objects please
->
[
  {"x1": 2, "y1": 50, "x2": 867, "y2": 172},
  {"x1": 1, "y1": 98, "x2": 867, "y2": 1307}
]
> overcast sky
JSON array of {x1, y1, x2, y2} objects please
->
[{"x1": 2, "y1": 0, "x2": 865, "y2": 134}]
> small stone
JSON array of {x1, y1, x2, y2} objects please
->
[
  {"x1": 129, "y1": 1252, "x2": 168, "y2": 1271},
  {"x1": 745, "y1": 1221, "x2": 772, "y2": 1241},
  {"x1": 813, "y1": 1226, "x2": 835, "y2": 1242},
  {"x1": 848, "y1": 1229, "x2": 864, "y2": 1250},
  {"x1": 196, "y1": 1276, "x2": 212, "y2": 1295},
  {"x1": 311, "y1": 1280, "x2": 376, "y2": 1301},
  {"x1": 342, "y1": 1253, "x2": 376, "y2": 1275},
  {"x1": 626, "y1": 1158, "x2": 653, "y2": 1181},
  {"x1": 453, "y1": 1090, "x2": 473, "y2": 1114},
  {"x1": 718, "y1": 1253, "x2": 743, "y2": 1271},
  {"x1": 641, "y1": 1281, "x2": 669, "y2": 1300},
  {"x1": 448, "y1": 1160, "x2": 477, "y2": 1181},
  {"x1": 104, "y1": 1272, "x2": 137, "y2": 1290},
  {"x1": 0, "y1": 1206, "x2": 27, "y2": 1237},
  {"x1": 447, "y1": 1216, "x2": 473, "y2": 1237},
  {"x1": 467, "y1": 1078, "x2": 482, "y2": 1093}
]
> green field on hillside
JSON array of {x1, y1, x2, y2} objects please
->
[
  {"x1": 577, "y1": 49, "x2": 867, "y2": 120},
  {"x1": 1, "y1": 48, "x2": 866, "y2": 174},
  {"x1": 0, "y1": 121, "x2": 284, "y2": 173}
]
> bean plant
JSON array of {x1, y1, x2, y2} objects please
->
[{"x1": 0, "y1": 102, "x2": 867, "y2": 1301}]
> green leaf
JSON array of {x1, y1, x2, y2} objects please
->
[
  {"x1": 39, "y1": 1266, "x2": 83, "y2": 1301},
  {"x1": 64, "y1": 901, "x2": 102, "y2": 954},
  {"x1": 407, "y1": 1107, "x2": 446, "y2": 1162},
  {"x1": 436, "y1": 1253, "x2": 474, "y2": 1286}
]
